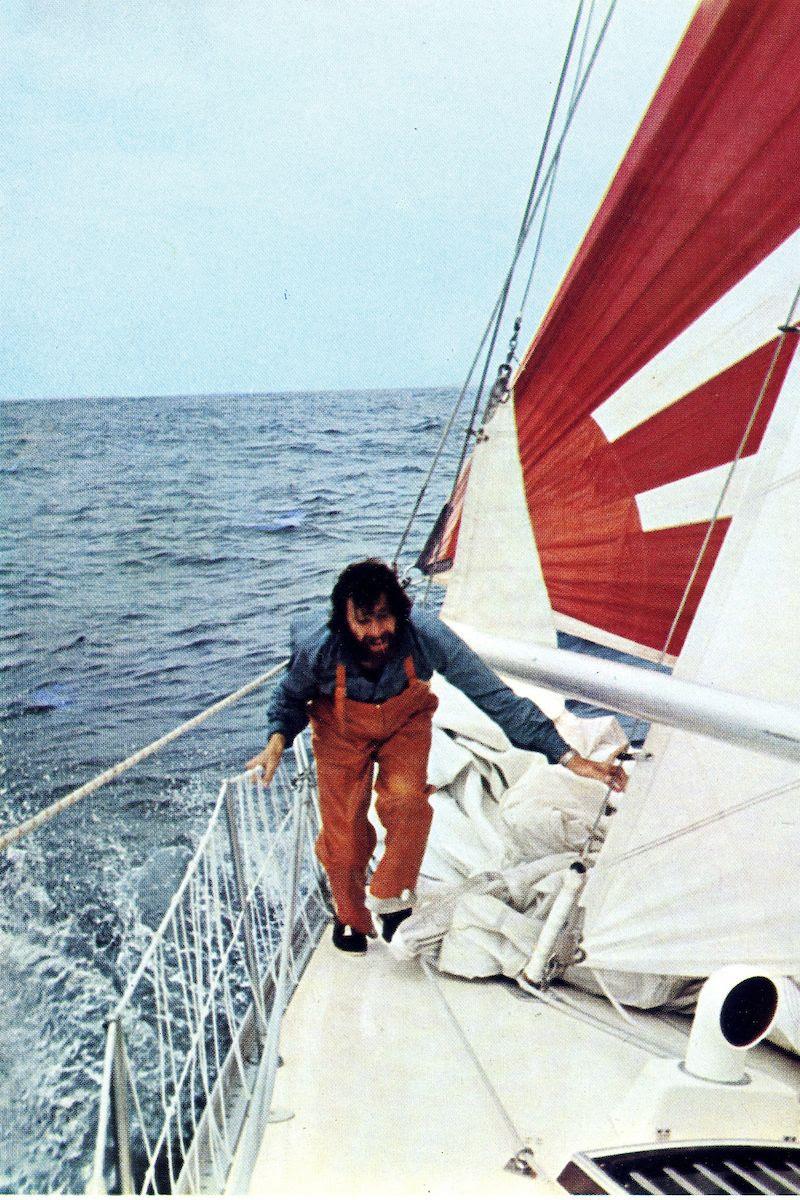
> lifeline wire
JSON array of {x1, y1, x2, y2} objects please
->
[{"x1": 92, "y1": 758, "x2": 328, "y2": 1194}]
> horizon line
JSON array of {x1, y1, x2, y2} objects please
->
[{"x1": 1, "y1": 382, "x2": 468, "y2": 404}]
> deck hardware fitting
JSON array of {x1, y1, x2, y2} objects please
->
[{"x1": 505, "y1": 1147, "x2": 539, "y2": 1177}]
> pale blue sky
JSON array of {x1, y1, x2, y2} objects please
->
[{"x1": 2, "y1": 1, "x2": 695, "y2": 400}]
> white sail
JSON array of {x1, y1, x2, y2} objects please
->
[
  {"x1": 439, "y1": 397, "x2": 556, "y2": 648},
  {"x1": 439, "y1": 396, "x2": 564, "y2": 718},
  {"x1": 581, "y1": 347, "x2": 800, "y2": 976}
]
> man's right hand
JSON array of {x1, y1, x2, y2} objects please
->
[{"x1": 245, "y1": 733, "x2": 286, "y2": 786}]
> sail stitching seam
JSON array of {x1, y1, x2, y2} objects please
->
[{"x1": 754, "y1": 464, "x2": 800, "y2": 498}]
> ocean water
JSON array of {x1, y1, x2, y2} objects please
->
[{"x1": 0, "y1": 389, "x2": 462, "y2": 1193}]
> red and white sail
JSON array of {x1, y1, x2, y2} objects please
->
[
  {"x1": 421, "y1": 0, "x2": 800, "y2": 665},
  {"x1": 581, "y1": 332, "x2": 800, "y2": 977}
]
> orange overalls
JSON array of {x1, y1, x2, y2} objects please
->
[{"x1": 308, "y1": 655, "x2": 439, "y2": 934}]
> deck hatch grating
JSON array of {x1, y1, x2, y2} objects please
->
[{"x1": 558, "y1": 1142, "x2": 800, "y2": 1195}]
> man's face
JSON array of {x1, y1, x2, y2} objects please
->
[{"x1": 345, "y1": 594, "x2": 397, "y2": 662}]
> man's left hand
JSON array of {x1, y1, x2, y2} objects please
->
[{"x1": 564, "y1": 751, "x2": 628, "y2": 792}]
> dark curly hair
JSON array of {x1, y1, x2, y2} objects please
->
[{"x1": 329, "y1": 559, "x2": 412, "y2": 637}]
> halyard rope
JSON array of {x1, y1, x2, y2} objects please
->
[{"x1": 0, "y1": 660, "x2": 288, "y2": 853}]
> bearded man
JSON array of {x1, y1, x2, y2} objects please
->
[{"x1": 247, "y1": 559, "x2": 625, "y2": 954}]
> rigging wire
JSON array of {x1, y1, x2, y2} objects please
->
[
  {"x1": 517, "y1": 0, "x2": 598, "y2": 318},
  {"x1": 452, "y1": 0, "x2": 623, "y2": 486},
  {"x1": 658, "y1": 280, "x2": 800, "y2": 666},
  {"x1": 393, "y1": 0, "x2": 619, "y2": 569},
  {"x1": 597, "y1": 771, "x2": 800, "y2": 869},
  {"x1": 391, "y1": 288, "x2": 504, "y2": 574},
  {"x1": 450, "y1": 0, "x2": 588, "y2": 483},
  {"x1": 456, "y1": 0, "x2": 619, "y2": 462}
]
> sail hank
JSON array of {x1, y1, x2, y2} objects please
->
[{"x1": 581, "y1": 347, "x2": 800, "y2": 977}]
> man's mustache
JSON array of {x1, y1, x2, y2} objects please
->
[{"x1": 365, "y1": 634, "x2": 392, "y2": 650}]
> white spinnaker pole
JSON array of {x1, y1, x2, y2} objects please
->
[{"x1": 447, "y1": 623, "x2": 800, "y2": 764}]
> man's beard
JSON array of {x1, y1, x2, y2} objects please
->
[{"x1": 340, "y1": 624, "x2": 398, "y2": 666}]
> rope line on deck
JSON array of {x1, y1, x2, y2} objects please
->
[
  {"x1": 0, "y1": 660, "x2": 288, "y2": 854},
  {"x1": 420, "y1": 958, "x2": 528, "y2": 1151},
  {"x1": 516, "y1": 977, "x2": 677, "y2": 1060}
]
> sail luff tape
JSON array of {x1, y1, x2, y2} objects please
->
[{"x1": 0, "y1": 661, "x2": 289, "y2": 854}]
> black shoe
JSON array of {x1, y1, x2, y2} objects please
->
[
  {"x1": 332, "y1": 920, "x2": 368, "y2": 955},
  {"x1": 380, "y1": 908, "x2": 412, "y2": 944}
]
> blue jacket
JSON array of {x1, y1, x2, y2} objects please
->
[{"x1": 266, "y1": 609, "x2": 570, "y2": 764}]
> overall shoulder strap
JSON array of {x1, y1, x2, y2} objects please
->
[{"x1": 334, "y1": 662, "x2": 347, "y2": 730}]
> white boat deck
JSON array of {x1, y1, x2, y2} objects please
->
[{"x1": 245, "y1": 928, "x2": 698, "y2": 1196}]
